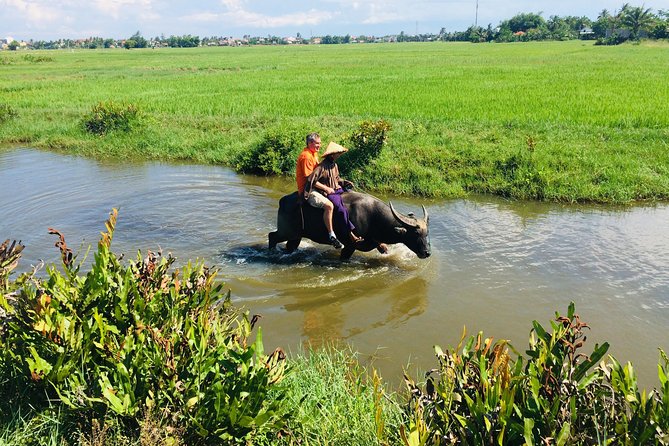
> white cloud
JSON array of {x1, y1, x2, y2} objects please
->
[
  {"x1": 212, "y1": 1, "x2": 335, "y2": 28},
  {"x1": 93, "y1": 0, "x2": 156, "y2": 20},
  {"x1": 3, "y1": 0, "x2": 61, "y2": 24},
  {"x1": 183, "y1": 12, "x2": 221, "y2": 22},
  {"x1": 226, "y1": 9, "x2": 334, "y2": 28},
  {"x1": 220, "y1": 0, "x2": 245, "y2": 10}
]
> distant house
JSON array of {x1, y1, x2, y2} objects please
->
[{"x1": 579, "y1": 27, "x2": 595, "y2": 40}]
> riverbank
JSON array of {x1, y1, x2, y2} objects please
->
[{"x1": 2, "y1": 41, "x2": 668, "y2": 203}]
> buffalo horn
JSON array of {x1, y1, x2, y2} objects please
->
[
  {"x1": 422, "y1": 205, "x2": 429, "y2": 223},
  {"x1": 389, "y1": 201, "x2": 417, "y2": 228}
]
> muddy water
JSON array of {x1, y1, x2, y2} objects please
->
[{"x1": 2, "y1": 148, "x2": 668, "y2": 389}]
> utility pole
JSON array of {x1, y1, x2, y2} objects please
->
[{"x1": 475, "y1": 0, "x2": 479, "y2": 27}]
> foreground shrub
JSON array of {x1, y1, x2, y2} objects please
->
[
  {"x1": 0, "y1": 210, "x2": 289, "y2": 444},
  {"x1": 234, "y1": 125, "x2": 306, "y2": 176},
  {"x1": 402, "y1": 303, "x2": 669, "y2": 445},
  {"x1": 0, "y1": 103, "x2": 18, "y2": 125},
  {"x1": 82, "y1": 101, "x2": 141, "y2": 135}
]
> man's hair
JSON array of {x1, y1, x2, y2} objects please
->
[{"x1": 306, "y1": 132, "x2": 320, "y2": 146}]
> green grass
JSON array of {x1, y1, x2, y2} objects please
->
[
  {"x1": 265, "y1": 345, "x2": 404, "y2": 446},
  {"x1": 1, "y1": 41, "x2": 669, "y2": 202}
]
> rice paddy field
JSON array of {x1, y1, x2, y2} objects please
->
[{"x1": 1, "y1": 40, "x2": 668, "y2": 202}]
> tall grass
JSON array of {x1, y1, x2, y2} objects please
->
[
  {"x1": 265, "y1": 345, "x2": 404, "y2": 446},
  {"x1": 1, "y1": 41, "x2": 668, "y2": 202}
]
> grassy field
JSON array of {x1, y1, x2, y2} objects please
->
[{"x1": 1, "y1": 41, "x2": 668, "y2": 202}]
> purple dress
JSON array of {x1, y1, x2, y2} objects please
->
[{"x1": 327, "y1": 188, "x2": 355, "y2": 236}]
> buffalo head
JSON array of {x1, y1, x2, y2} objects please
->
[{"x1": 389, "y1": 202, "x2": 431, "y2": 259}]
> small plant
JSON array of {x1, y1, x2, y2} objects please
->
[
  {"x1": 402, "y1": 329, "x2": 521, "y2": 445},
  {"x1": 0, "y1": 239, "x2": 25, "y2": 337},
  {"x1": 0, "y1": 103, "x2": 18, "y2": 124},
  {"x1": 0, "y1": 239, "x2": 24, "y2": 288},
  {"x1": 234, "y1": 125, "x2": 306, "y2": 175},
  {"x1": 82, "y1": 101, "x2": 141, "y2": 135}
]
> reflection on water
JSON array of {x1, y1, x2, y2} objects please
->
[{"x1": 1, "y1": 147, "x2": 668, "y2": 389}]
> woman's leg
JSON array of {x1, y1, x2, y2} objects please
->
[{"x1": 328, "y1": 190, "x2": 362, "y2": 241}]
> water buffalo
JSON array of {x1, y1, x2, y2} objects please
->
[{"x1": 268, "y1": 191, "x2": 431, "y2": 260}]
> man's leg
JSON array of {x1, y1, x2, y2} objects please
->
[{"x1": 322, "y1": 200, "x2": 335, "y2": 233}]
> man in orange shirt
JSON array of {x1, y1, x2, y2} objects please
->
[{"x1": 296, "y1": 132, "x2": 343, "y2": 249}]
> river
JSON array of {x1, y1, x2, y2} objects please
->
[{"x1": 2, "y1": 147, "x2": 668, "y2": 389}]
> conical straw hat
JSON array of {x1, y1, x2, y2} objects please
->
[{"x1": 322, "y1": 141, "x2": 348, "y2": 157}]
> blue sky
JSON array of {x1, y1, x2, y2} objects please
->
[{"x1": 2, "y1": 0, "x2": 669, "y2": 41}]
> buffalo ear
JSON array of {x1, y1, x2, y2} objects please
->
[{"x1": 394, "y1": 227, "x2": 407, "y2": 235}]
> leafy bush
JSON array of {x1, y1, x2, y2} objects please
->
[
  {"x1": 595, "y1": 35, "x2": 628, "y2": 45},
  {"x1": 401, "y1": 303, "x2": 669, "y2": 445},
  {"x1": 22, "y1": 54, "x2": 54, "y2": 63},
  {"x1": 234, "y1": 125, "x2": 306, "y2": 176},
  {"x1": 338, "y1": 119, "x2": 392, "y2": 175},
  {"x1": 0, "y1": 210, "x2": 289, "y2": 445},
  {"x1": 0, "y1": 103, "x2": 18, "y2": 124},
  {"x1": 82, "y1": 101, "x2": 141, "y2": 135}
]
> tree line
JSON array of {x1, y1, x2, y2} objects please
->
[
  {"x1": 435, "y1": 4, "x2": 668, "y2": 44},
  {"x1": 5, "y1": 3, "x2": 668, "y2": 51}
]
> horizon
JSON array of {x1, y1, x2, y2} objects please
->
[{"x1": 2, "y1": 0, "x2": 669, "y2": 42}]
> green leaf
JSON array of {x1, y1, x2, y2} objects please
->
[
  {"x1": 523, "y1": 418, "x2": 535, "y2": 446},
  {"x1": 254, "y1": 410, "x2": 271, "y2": 427},
  {"x1": 238, "y1": 415, "x2": 254, "y2": 428},
  {"x1": 532, "y1": 321, "x2": 548, "y2": 342},
  {"x1": 100, "y1": 375, "x2": 128, "y2": 414},
  {"x1": 574, "y1": 342, "x2": 609, "y2": 382},
  {"x1": 186, "y1": 395, "x2": 199, "y2": 408},
  {"x1": 556, "y1": 422, "x2": 570, "y2": 446},
  {"x1": 26, "y1": 346, "x2": 52, "y2": 378},
  {"x1": 484, "y1": 415, "x2": 492, "y2": 432}
]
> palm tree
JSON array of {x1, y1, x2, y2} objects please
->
[{"x1": 620, "y1": 5, "x2": 655, "y2": 39}]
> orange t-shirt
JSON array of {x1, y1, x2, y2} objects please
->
[{"x1": 296, "y1": 148, "x2": 319, "y2": 194}]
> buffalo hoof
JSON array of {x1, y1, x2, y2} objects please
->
[{"x1": 376, "y1": 243, "x2": 389, "y2": 254}]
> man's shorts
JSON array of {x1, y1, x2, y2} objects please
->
[{"x1": 306, "y1": 191, "x2": 330, "y2": 209}]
